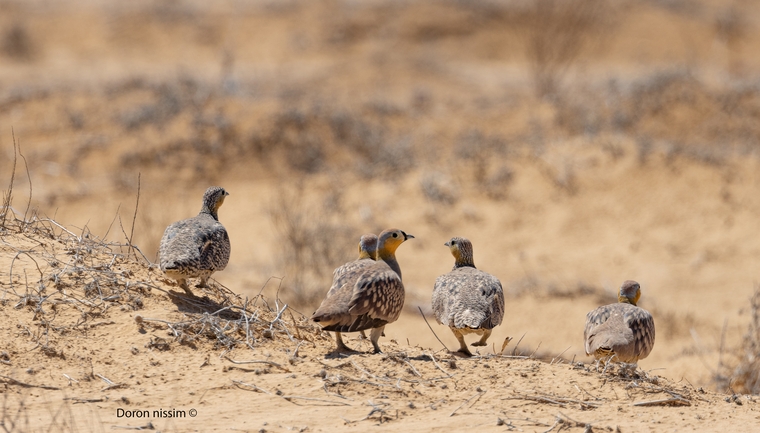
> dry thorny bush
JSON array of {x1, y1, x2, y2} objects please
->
[
  {"x1": 0, "y1": 145, "x2": 322, "y2": 364},
  {"x1": 513, "y1": 0, "x2": 618, "y2": 98},
  {"x1": 0, "y1": 208, "x2": 305, "y2": 356},
  {"x1": 268, "y1": 181, "x2": 358, "y2": 307},
  {"x1": 714, "y1": 285, "x2": 760, "y2": 395}
]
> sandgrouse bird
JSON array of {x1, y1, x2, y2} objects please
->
[
  {"x1": 432, "y1": 237, "x2": 504, "y2": 356},
  {"x1": 584, "y1": 280, "x2": 655, "y2": 365},
  {"x1": 159, "y1": 187, "x2": 230, "y2": 296},
  {"x1": 312, "y1": 229, "x2": 413, "y2": 353}
]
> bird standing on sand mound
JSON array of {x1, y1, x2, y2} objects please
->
[
  {"x1": 432, "y1": 237, "x2": 504, "y2": 356},
  {"x1": 311, "y1": 234, "x2": 378, "y2": 351},
  {"x1": 312, "y1": 229, "x2": 414, "y2": 353},
  {"x1": 159, "y1": 186, "x2": 230, "y2": 296},
  {"x1": 584, "y1": 280, "x2": 655, "y2": 365}
]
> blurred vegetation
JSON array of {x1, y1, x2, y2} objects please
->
[
  {"x1": 1, "y1": 0, "x2": 760, "y2": 318},
  {"x1": 715, "y1": 286, "x2": 760, "y2": 395},
  {"x1": 268, "y1": 181, "x2": 359, "y2": 305}
]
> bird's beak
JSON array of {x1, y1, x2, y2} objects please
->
[
  {"x1": 403, "y1": 232, "x2": 415, "y2": 240},
  {"x1": 444, "y1": 241, "x2": 450, "y2": 247}
]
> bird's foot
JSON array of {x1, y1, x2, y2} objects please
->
[
  {"x1": 454, "y1": 348, "x2": 474, "y2": 357},
  {"x1": 178, "y1": 280, "x2": 194, "y2": 296}
]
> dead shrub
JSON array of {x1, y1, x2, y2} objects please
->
[
  {"x1": 248, "y1": 108, "x2": 411, "y2": 179},
  {"x1": 516, "y1": 0, "x2": 617, "y2": 97},
  {"x1": 420, "y1": 171, "x2": 459, "y2": 205},
  {"x1": 268, "y1": 182, "x2": 357, "y2": 306},
  {"x1": 715, "y1": 285, "x2": 760, "y2": 394},
  {"x1": 1, "y1": 24, "x2": 35, "y2": 61},
  {"x1": 483, "y1": 166, "x2": 515, "y2": 201},
  {"x1": 714, "y1": 5, "x2": 748, "y2": 76}
]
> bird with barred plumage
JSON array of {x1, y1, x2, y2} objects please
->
[
  {"x1": 584, "y1": 280, "x2": 655, "y2": 366},
  {"x1": 312, "y1": 229, "x2": 413, "y2": 353},
  {"x1": 432, "y1": 237, "x2": 504, "y2": 356},
  {"x1": 159, "y1": 186, "x2": 230, "y2": 296}
]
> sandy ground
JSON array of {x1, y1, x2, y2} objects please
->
[
  {"x1": 2, "y1": 0, "x2": 760, "y2": 431},
  {"x1": 0, "y1": 227, "x2": 758, "y2": 432}
]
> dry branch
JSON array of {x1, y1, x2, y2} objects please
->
[
  {"x1": 0, "y1": 374, "x2": 60, "y2": 390},
  {"x1": 418, "y1": 306, "x2": 449, "y2": 351},
  {"x1": 632, "y1": 397, "x2": 691, "y2": 407},
  {"x1": 233, "y1": 380, "x2": 350, "y2": 407},
  {"x1": 450, "y1": 390, "x2": 486, "y2": 417},
  {"x1": 509, "y1": 390, "x2": 601, "y2": 410},
  {"x1": 223, "y1": 356, "x2": 290, "y2": 372},
  {"x1": 343, "y1": 401, "x2": 395, "y2": 424}
]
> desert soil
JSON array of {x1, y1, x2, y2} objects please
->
[{"x1": 2, "y1": 0, "x2": 760, "y2": 431}]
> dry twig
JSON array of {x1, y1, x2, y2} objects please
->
[
  {"x1": 0, "y1": 374, "x2": 60, "y2": 390},
  {"x1": 450, "y1": 390, "x2": 486, "y2": 417}
]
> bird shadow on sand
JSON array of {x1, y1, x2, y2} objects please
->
[
  {"x1": 323, "y1": 346, "x2": 375, "y2": 359},
  {"x1": 167, "y1": 287, "x2": 240, "y2": 318}
]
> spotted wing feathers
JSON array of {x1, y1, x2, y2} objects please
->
[
  {"x1": 584, "y1": 303, "x2": 655, "y2": 363},
  {"x1": 347, "y1": 264, "x2": 405, "y2": 322},
  {"x1": 311, "y1": 258, "x2": 376, "y2": 325},
  {"x1": 159, "y1": 214, "x2": 230, "y2": 276},
  {"x1": 432, "y1": 267, "x2": 504, "y2": 330},
  {"x1": 312, "y1": 260, "x2": 404, "y2": 333}
]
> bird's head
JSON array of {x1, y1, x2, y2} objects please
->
[
  {"x1": 358, "y1": 233, "x2": 379, "y2": 260},
  {"x1": 201, "y1": 186, "x2": 229, "y2": 219},
  {"x1": 444, "y1": 236, "x2": 474, "y2": 268},
  {"x1": 377, "y1": 228, "x2": 414, "y2": 258},
  {"x1": 618, "y1": 280, "x2": 641, "y2": 306}
]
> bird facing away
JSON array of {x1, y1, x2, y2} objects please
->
[
  {"x1": 312, "y1": 229, "x2": 413, "y2": 353},
  {"x1": 584, "y1": 280, "x2": 655, "y2": 365},
  {"x1": 432, "y1": 237, "x2": 505, "y2": 356},
  {"x1": 159, "y1": 187, "x2": 230, "y2": 296},
  {"x1": 311, "y1": 234, "x2": 378, "y2": 351}
]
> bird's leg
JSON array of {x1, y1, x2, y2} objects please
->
[
  {"x1": 452, "y1": 329, "x2": 473, "y2": 356},
  {"x1": 593, "y1": 357, "x2": 604, "y2": 372},
  {"x1": 471, "y1": 329, "x2": 492, "y2": 347},
  {"x1": 178, "y1": 279, "x2": 194, "y2": 296},
  {"x1": 621, "y1": 362, "x2": 638, "y2": 377},
  {"x1": 359, "y1": 329, "x2": 385, "y2": 339},
  {"x1": 197, "y1": 276, "x2": 208, "y2": 288},
  {"x1": 370, "y1": 326, "x2": 385, "y2": 354},
  {"x1": 601, "y1": 355, "x2": 616, "y2": 375},
  {"x1": 335, "y1": 332, "x2": 355, "y2": 352}
]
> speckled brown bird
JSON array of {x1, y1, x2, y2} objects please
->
[
  {"x1": 584, "y1": 280, "x2": 655, "y2": 365},
  {"x1": 432, "y1": 237, "x2": 504, "y2": 356},
  {"x1": 159, "y1": 187, "x2": 230, "y2": 296},
  {"x1": 312, "y1": 229, "x2": 413, "y2": 353},
  {"x1": 312, "y1": 233, "x2": 378, "y2": 351}
]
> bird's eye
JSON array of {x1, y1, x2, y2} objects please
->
[{"x1": 392, "y1": 233, "x2": 398, "y2": 238}]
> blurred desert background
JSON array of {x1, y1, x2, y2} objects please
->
[{"x1": 2, "y1": 0, "x2": 760, "y2": 431}]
